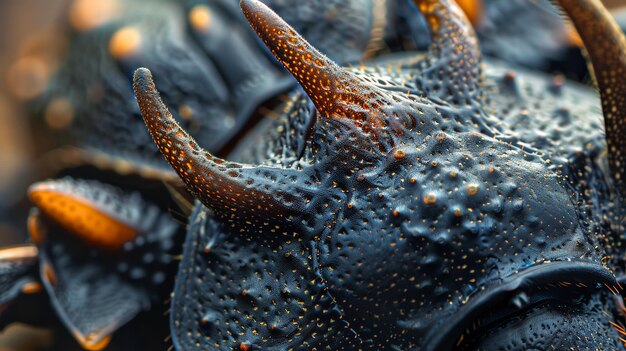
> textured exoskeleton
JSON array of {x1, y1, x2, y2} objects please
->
[
  {"x1": 34, "y1": 0, "x2": 383, "y2": 180},
  {"x1": 0, "y1": 1, "x2": 388, "y2": 349},
  {"x1": 132, "y1": 0, "x2": 626, "y2": 350},
  {"x1": 0, "y1": 178, "x2": 182, "y2": 350}
]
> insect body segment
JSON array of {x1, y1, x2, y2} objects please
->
[{"x1": 131, "y1": 0, "x2": 626, "y2": 350}]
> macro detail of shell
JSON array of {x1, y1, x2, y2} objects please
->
[
  {"x1": 130, "y1": 0, "x2": 626, "y2": 350},
  {"x1": 3, "y1": 0, "x2": 626, "y2": 350}
]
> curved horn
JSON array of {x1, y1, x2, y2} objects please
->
[
  {"x1": 240, "y1": 0, "x2": 385, "y2": 123},
  {"x1": 413, "y1": 0, "x2": 482, "y2": 105},
  {"x1": 553, "y1": 0, "x2": 626, "y2": 194},
  {"x1": 133, "y1": 68, "x2": 304, "y2": 232}
]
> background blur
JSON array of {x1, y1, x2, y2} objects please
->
[{"x1": 0, "y1": 0, "x2": 71, "y2": 246}]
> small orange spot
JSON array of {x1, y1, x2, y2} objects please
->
[
  {"x1": 109, "y1": 27, "x2": 141, "y2": 59},
  {"x1": 179, "y1": 104, "x2": 194, "y2": 120},
  {"x1": 0, "y1": 246, "x2": 38, "y2": 261},
  {"x1": 43, "y1": 262, "x2": 57, "y2": 286},
  {"x1": 466, "y1": 184, "x2": 479, "y2": 196},
  {"x1": 239, "y1": 342, "x2": 250, "y2": 351},
  {"x1": 423, "y1": 193, "x2": 437, "y2": 205},
  {"x1": 392, "y1": 209, "x2": 400, "y2": 217},
  {"x1": 409, "y1": 177, "x2": 416, "y2": 184},
  {"x1": 69, "y1": 0, "x2": 119, "y2": 32},
  {"x1": 76, "y1": 334, "x2": 112, "y2": 351},
  {"x1": 241, "y1": 290, "x2": 248, "y2": 297},
  {"x1": 21, "y1": 282, "x2": 43, "y2": 295},
  {"x1": 453, "y1": 208, "x2": 462, "y2": 218},
  {"x1": 189, "y1": 5, "x2": 212, "y2": 32},
  {"x1": 435, "y1": 132, "x2": 446, "y2": 143},
  {"x1": 504, "y1": 71, "x2": 516, "y2": 81},
  {"x1": 488, "y1": 167, "x2": 494, "y2": 173},
  {"x1": 28, "y1": 211, "x2": 47, "y2": 244},
  {"x1": 113, "y1": 159, "x2": 135, "y2": 175},
  {"x1": 393, "y1": 149, "x2": 406, "y2": 159},
  {"x1": 44, "y1": 98, "x2": 75, "y2": 130}
]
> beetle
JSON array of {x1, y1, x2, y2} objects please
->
[
  {"x1": 1, "y1": 1, "x2": 387, "y2": 349},
  {"x1": 0, "y1": 178, "x2": 182, "y2": 350},
  {"x1": 2, "y1": 0, "x2": 626, "y2": 350},
  {"x1": 130, "y1": 0, "x2": 626, "y2": 350}
]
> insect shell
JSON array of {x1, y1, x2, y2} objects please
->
[
  {"x1": 134, "y1": 0, "x2": 626, "y2": 350},
  {"x1": 0, "y1": 178, "x2": 183, "y2": 350},
  {"x1": 0, "y1": 1, "x2": 390, "y2": 349},
  {"x1": 34, "y1": 0, "x2": 379, "y2": 177}
]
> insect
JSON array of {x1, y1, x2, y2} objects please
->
[
  {"x1": 0, "y1": 178, "x2": 182, "y2": 350},
  {"x1": 31, "y1": 0, "x2": 381, "y2": 179},
  {"x1": 2, "y1": 0, "x2": 626, "y2": 350},
  {"x1": 131, "y1": 0, "x2": 626, "y2": 350}
]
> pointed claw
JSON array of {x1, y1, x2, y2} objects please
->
[
  {"x1": 134, "y1": 68, "x2": 305, "y2": 232},
  {"x1": 553, "y1": 0, "x2": 626, "y2": 195},
  {"x1": 413, "y1": 0, "x2": 482, "y2": 105},
  {"x1": 28, "y1": 179, "x2": 138, "y2": 251}
]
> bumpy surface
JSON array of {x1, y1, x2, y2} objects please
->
[
  {"x1": 36, "y1": 0, "x2": 381, "y2": 179},
  {"x1": 28, "y1": 180, "x2": 141, "y2": 250},
  {"x1": 132, "y1": 0, "x2": 626, "y2": 350},
  {"x1": 27, "y1": 178, "x2": 181, "y2": 349}
]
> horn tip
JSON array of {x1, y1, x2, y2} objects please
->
[
  {"x1": 240, "y1": 0, "x2": 274, "y2": 25},
  {"x1": 133, "y1": 67, "x2": 155, "y2": 94},
  {"x1": 239, "y1": 0, "x2": 260, "y2": 12}
]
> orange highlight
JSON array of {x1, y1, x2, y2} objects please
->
[
  {"x1": 21, "y1": 282, "x2": 43, "y2": 295},
  {"x1": 28, "y1": 211, "x2": 47, "y2": 244},
  {"x1": 69, "y1": 0, "x2": 119, "y2": 32},
  {"x1": 456, "y1": 0, "x2": 483, "y2": 26},
  {"x1": 189, "y1": 5, "x2": 212, "y2": 32},
  {"x1": 43, "y1": 262, "x2": 58, "y2": 286},
  {"x1": 0, "y1": 245, "x2": 38, "y2": 261},
  {"x1": 109, "y1": 27, "x2": 142, "y2": 59},
  {"x1": 44, "y1": 98, "x2": 75, "y2": 130},
  {"x1": 28, "y1": 185, "x2": 137, "y2": 251},
  {"x1": 74, "y1": 333, "x2": 112, "y2": 351}
]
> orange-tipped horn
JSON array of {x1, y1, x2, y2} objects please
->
[
  {"x1": 553, "y1": 0, "x2": 626, "y2": 196},
  {"x1": 133, "y1": 68, "x2": 305, "y2": 232},
  {"x1": 28, "y1": 180, "x2": 138, "y2": 251},
  {"x1": 240, "y1": 0, "x2": 385, "y2": 124},
  {"x1": 413, "y1": 0, "x2": 482, "y2": 105}
]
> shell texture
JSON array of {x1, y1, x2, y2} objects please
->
[
  {"x1": 3, "y1": 0, "x2": 626, "y2": 350},
  {"x1": 131, "y1": 0, "x2": 626, "y2": 350}
]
